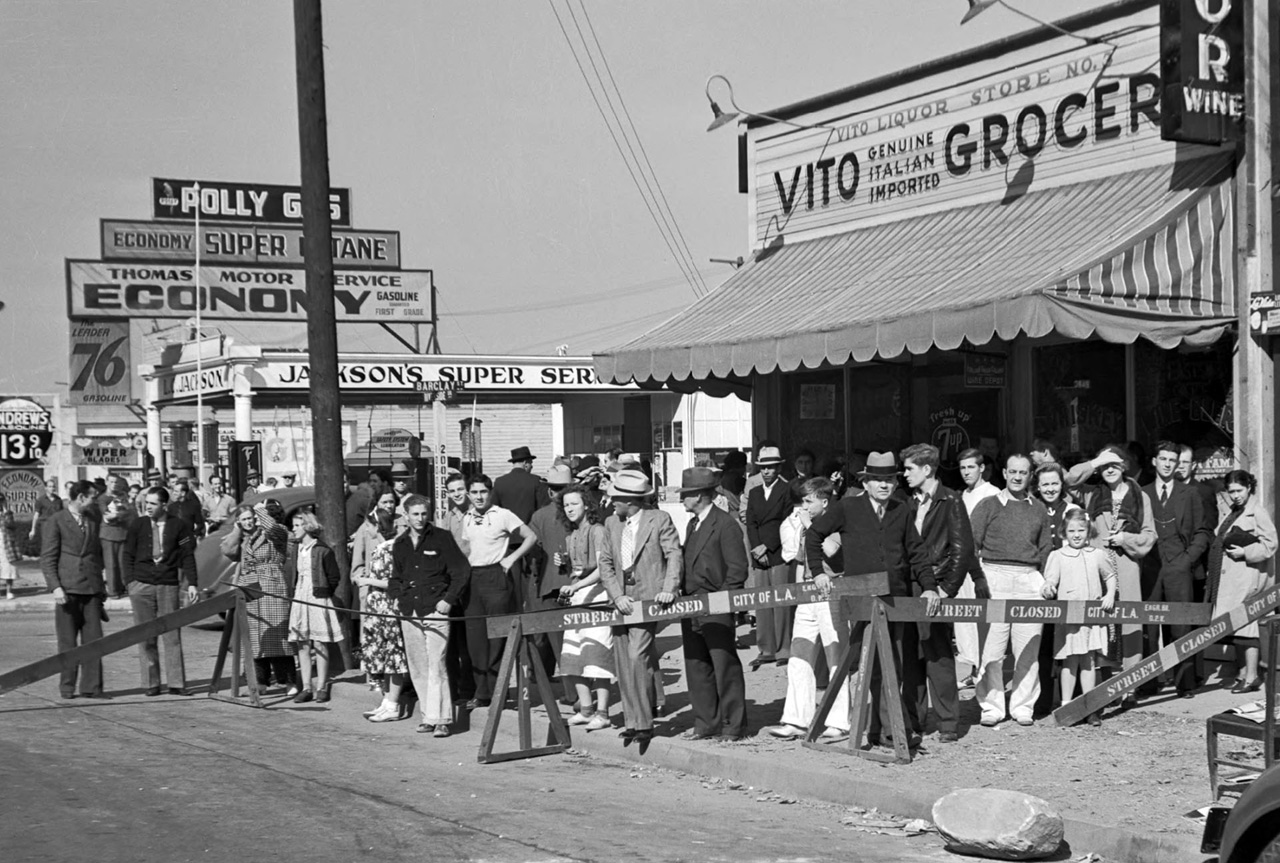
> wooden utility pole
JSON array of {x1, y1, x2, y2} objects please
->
[
  {"x1": 1235, "y1": 0, "x2": 1275, "y2": 508},
  {"x1": 293, "y1": 0, "x2": 349, "y2": 576}
]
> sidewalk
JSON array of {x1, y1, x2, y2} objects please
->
[
  {"x1": 0, "y1": 559, "x2": 134, "y2": 614},
  {"x1": 483, "y1": 621, "x2": 1249, "y2": 863}
]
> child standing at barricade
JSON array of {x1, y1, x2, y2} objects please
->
[
  {"x1": 287, "y1": 511, "x2": 346, "y2": 704},
  {"x1": 1041, "y1": 508, "x2": 1116, "y2": 726}
]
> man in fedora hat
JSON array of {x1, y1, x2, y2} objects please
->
[
  {"x1": 491, "y1": 445, "x2": 549, "y2": 525},
  {"x1": 527, "y1": 464, "x2": 577, "y2": 698},
  {"x1": 598, "y1": 469, "x2": 681, "y2": 743},
  {"x1": 678, "y1": 466, "x2": 749, "y2": 740},
  {"x1": 745, "y1": 444, "x2": 795, "y2": 669},
  {"x1": 805, "y1": 451, "x2": 931, "y2": 749}
]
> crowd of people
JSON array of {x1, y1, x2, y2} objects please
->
[{"x1": 19, "y1": 434, "x2": 1277, "y2": 749}]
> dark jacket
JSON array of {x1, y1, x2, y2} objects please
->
[
  {"x1": 529, "y1": 501, "x2": 571, "y2": 598},
  {"x1": 388, "y1": 525, "x2": 472, "y2": 616},
  {"x1": 745, "y1": 478, "x2": 793, "y2": 568},
  {"x1": 681, "y1": 505, "x2": 748, "y2": 595},
  {"x1": 490, "y1": 469, "x2": 549, "y2": 525},
  {"x1": 40, "y1": 509, "x2": 105, "y2": 595},
  {"x1": 121, "y1": 516, "x2": 198, "y2": 587},
  {"x1": 909, "y1": 484, "x2": 973, "y2": 597},
  {"x1": 806, "y1": 493, "x2": 932, "y2": 597},
  {"x1": 1142, "y1": 479, "x2": 1212, "y2": 579},
  {"x1": 168, "y1": 497, "x2": 205, "y2": 537},
  {"x1": 287, "y1": 539, "x2": 344, "y2": 603}
]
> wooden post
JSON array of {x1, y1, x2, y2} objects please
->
[
  {"x1": 477, "y1": 619, "x2": 571, "y2": 764},
  {"x1": 292, "y1": 0, "x2": 350, "y2": 622}
]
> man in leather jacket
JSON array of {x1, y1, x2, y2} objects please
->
[{"x1": 901, "y1": 444, "x2": 974, "y2": 743}]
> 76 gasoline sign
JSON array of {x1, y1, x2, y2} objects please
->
[{"x1": 0, "y1": 397, "x2": 54, "y2": 467}]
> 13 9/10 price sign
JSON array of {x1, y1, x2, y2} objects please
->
[
  {"x1": 68, "y1": 321, "x2": 132, "y2": 406},
  {"x1": 0, "y1": 430, "x2": 53, "y2": 466}
]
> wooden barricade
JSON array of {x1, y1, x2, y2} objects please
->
[
  {"x1": 478, "y1": 574, "x2": 890, "y2": 764},
  {"x1": 1054, "y1": 582, "x2": 1280, "y2": 726},
  {"x1": 0, "y1": 591, "x2": 237, "y2": 696},
  {"x1": 207, "y1": 589, "x2": 272, "y2": 708}
]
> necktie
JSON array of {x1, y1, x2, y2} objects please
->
[
  {"x1": 620, "y1": 519, "x2": 635, "y2": 569},
  {"x1": 1159, "y1": 485, "x2": 1169, "y2": 507},
  {"x1": 873, "y1": 502, "x2": 884, "y2": 522},
  {"x1": 687, "y1": 515, "x2": 699, "y2": 537}
]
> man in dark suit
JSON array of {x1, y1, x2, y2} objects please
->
[
  {"x1": 745, "y1": 444, "x2": 794, "y2": 668},
  {"x1": 678, "y1": 467, "x2": 749, "y2": 740},
  {"x1": 122, "y1": 486, "x2": 199, "y2": 696},
  {"x1": 900, "y1": 444, "x2": 972, "y2": 743},
  {"x1": 490, "y1": 445, "x2": 550, "y2": 525},
  {"x1": 1142, "y1": 440, "x2": 1211, "y2": 697},
  {"x1": 167, "y1": 479, "x2": 205, "y2": 537},
  {"x1": 40, "y1": 480, "x2": 108, "y2": 700},
  {"x1": 805, "y1": 452, "x2": 932, "y2": 749},
  {"x1": 598, "y1": 469, "x2": 682, "y2": 743}
]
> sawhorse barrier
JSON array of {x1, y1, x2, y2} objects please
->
[
  {"x1": 0, "y1": 591, "x2": 236, "y2": 696},
  {"x1": 833, "y1": 595, "x2": 1215, "y2": 762},
  {"x1": 478, "y1": 574, "x2": 890, "y2": 764}
]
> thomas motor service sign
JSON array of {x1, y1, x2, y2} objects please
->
[{"x1": 67, "y1": 261, "x2": 433, "y2": 323}]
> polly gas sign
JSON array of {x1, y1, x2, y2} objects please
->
[
  {"x1": 152, "y1": 178, "x2": 352, "y2": 226},
  {"x1": 1159, "y1": 0, "x2": 1245, "y2": 144}
]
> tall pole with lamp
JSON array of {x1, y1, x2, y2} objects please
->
[{"x1": 194, "y1": 183, "x2": 205, "y2": 489}]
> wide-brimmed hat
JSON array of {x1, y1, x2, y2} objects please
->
[
  {"x1": 145, "y1": 469, "x2": 163, "y2": 482},
  {"x1": 616, "y1": 453, "x2": 640, "y2": 468},
  {"x1": 679, "y1": 466, "x2": 720, "y2": 495},
  {"x1": 755, "y1": 446, "x2": 785, "y2": 466},
  {"x1": 857, "y1": 451, "x2": 900, "y2": 478},
  {"x1": 609, "y1": 469, "x2": 653, "y2": 498},
  {"x1": 575, "y1": 455, "x2": 601, "y2": 478},
  {"x1": 545, "y1": 465, "x2": 573, "y2": 487},
  {"x1": 508, "y1": 446, "x2": 536, "y2": 463}
]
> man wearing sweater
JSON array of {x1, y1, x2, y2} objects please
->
[
  {"x1": 121, "y1": 487, "x2": 199, "y2": 696},
  {"x1": 970, "y1": 454, "x2": 1052, "y2": 727}
]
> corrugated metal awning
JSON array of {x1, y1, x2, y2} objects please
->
[{"x1": 595, "y1": 157, "x2": 1235, "y2": 385}]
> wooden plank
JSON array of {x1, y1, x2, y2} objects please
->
[
  {"x1": 1054, "y1": 582, "x2": 1280, "y2": 726},
  {"x1": 0, "y1": 592, "x2": 237, "y2": 695},
  {"x1": 843, "y1": 596, "x2": 1211, "y2": 626},
  {"x1": 487, "y1": 574, "x2": 889, "y2": 638},
  {"x1": 870, "y1": 603, "x2": 912, "y2": 765},
  {"x1": 516, "y1": 640, "x2": 532, "y2": 750},
  {"x1": 802, "y1": 637, "x2": 861, "y2": 744},
  {"x1": 476, "y1": 619, "x2": 523, "y2": 764},
  {"x1": 236, "y1": 595, "x2": 262, "y2": 708},
  {"x1": 477, "y1": 745, "x2": 568, "y2": 765},
  {"x1": 846, "y1": 618, "x2": 877, "y2": 752},
  {"x1": 528, "y1": 642, "x2": 572, "y2": 750},
  {"x1": 206, "y1": 609, "x2": 236, "y2": 699}
]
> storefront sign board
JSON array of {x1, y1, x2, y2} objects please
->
[
  {"x1": 0, "y1": 398, "x2": 53, "y2": 468},
  {"x1": 0, "y1": 469, "x2": 44, "y2": 528},
  {"x1": 750, "y1": 22, "x2": 1225, "y2": 246},
  {"x1": 254, "y1": 358, "x2": 636, "y2": 392},
  {"x1": 101, "y1": 220, "x2": 400, "y2": 269},
  {"x1": 73, "y1": 436, "x2": 141, "y2": 467},
  {"x1": 1249, "y1": 292, "x2": 1280, "y2": 335},
  {"x1": 66, "y1": 260, "x2": 432, "y2": 324},
  {"x1": 964, "y1": 353, "x2": 1007, "y2": 388},
  {"x1": 67, "y1": 321, "x2": 132, "y2": 406},
  {"x1": 159, "y1": 364, "x2": 234, "y2": 400},
  {"x1": 151, "y1": 178, "x2": 352, "y2": 226},
  {"x1": 1158, "y1": 0, "x2": 1245, "y2": 144}
]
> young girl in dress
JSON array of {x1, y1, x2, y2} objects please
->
[
  {"x1": 1041, "y1": 508, "x2": 1117, "y2": 726},
  {"x1": 287, "y1": 511, "x2": 346, "y2": 703},
  {"x1": 556, "y1": 485, "x2": 614, "y2": 732}
]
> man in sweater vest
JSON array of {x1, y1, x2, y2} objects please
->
[
  {"x1": 122, "y1": 486, "x2": 199, "y2": 696},
  {"x1": 970, "y1": 454, "x2": 1052, "y2": 727}
]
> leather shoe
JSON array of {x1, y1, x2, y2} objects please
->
[
  {"x1": 763, "y1": 724, "x2": 804, "y2": 740},
  {"x1": 1231, "y1": 678, "x2": 1262, "y2": 694},
  {"x1": 145, "y1": 686, "x2": 162, "y2": 697},
  {"x1": 1178, "y1": 691, "x2": 1194, "y2": 700},
  {"x1": 938, "y1": 731, "x2": 959, "y2": 743},
  {"x1": 167, "y1": 688, "x2": 191, "y2": 697}
]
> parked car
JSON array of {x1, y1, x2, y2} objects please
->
[
  {"x1": 195, "y1": 487, "x2": 317, "y2": 595},
  {"x1": 1203, "y1": 761, "x2": 1280, "y2": 863}
]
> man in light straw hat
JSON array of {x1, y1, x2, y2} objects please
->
[
  {"x1": 678, "y1": 466, "x2": 749, "y2": 740},
  {"x1": 745, "y1": 443, "x2": 795, "y2": 669},
  {"x1": 598, "y1": 469, "x2": 681, "y2": 744},
  {"x1": 805, "y1": 451, "x2": 930, "y2": 749}
]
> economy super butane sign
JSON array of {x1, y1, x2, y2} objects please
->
[
  {"x1": 102, "y1": 219, "x2": 401, "y2": 269},
  {"x1": 66, "y1": 260, "x2": 432, "y2": 323},
  {"x1": 748, "y1": 16, "x2": 1225, "y2": 246}
]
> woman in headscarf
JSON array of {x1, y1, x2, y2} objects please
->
[
  {"x1": 1086, "y1": 445, "x2": 1155, "y2": 703},
  {"x1": 352, "y1": 490, "x2": 410, "y2": 720},
  {"x1": 220, "y1": 500, "x2": 297, "y2": 692},
  {"x1": 1206, "y1": 469, "x2": 1277, "y2": 693}
]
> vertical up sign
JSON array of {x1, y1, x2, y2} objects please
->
[{"x1": 1160, "y1": 0, "x2": 1245, "y2": 144}]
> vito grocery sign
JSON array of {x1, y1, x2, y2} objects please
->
[
  {"x1": 152, "y1": 178, "x2": 352, "y2": 226},
  {"x1": 749, "y1": 23, "x2": 1224, "y2": 244},
  {"x1": 66, "y1": 261, "x2": 432, "y2": 323}
]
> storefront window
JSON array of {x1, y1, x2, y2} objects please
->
[
  {"x1": 592, "y1": 425, "x2": 623, "y2": 452},
  {"x1": 846, "y1": 364, "x2": 910, "y2": 456},
  {"x1": 782, "y1": 368, "x2": 846, "y2": 468},
  {"x1": 909, "y1": 350, "x2": 1006, "y2": 484},
  {"x1": 1133, "y1": 338, "x2": 1233, "y2": 476},
  {"x1": 1033, "y1": 342, "x2": 1127, "y2": 461}
]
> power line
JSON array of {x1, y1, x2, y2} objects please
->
[
  {"x1": 547, "y1": 0, "x2": 706, "y2": 300},
  {"x1": 445, "y1": 267, "x2": 718, "y2": 317},
  {"x1": 575, "y1": 1, "x2": 708, "y2": 297},
  {"x1": 433, "y1": 286, "x2": 480, "y2": 354}
]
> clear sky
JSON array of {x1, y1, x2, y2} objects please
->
[{"x1": 0, "y1": 0, "x2": 1107, "y2": 393}]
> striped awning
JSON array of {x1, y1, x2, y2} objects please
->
[{"x1": 595, "y1": 157, "x2": 1236, "y2": 385}]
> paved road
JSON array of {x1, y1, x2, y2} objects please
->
[{"x1": 0, "y1": 614, "x2": 951, "y2": 863}]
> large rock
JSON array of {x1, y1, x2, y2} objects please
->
[{"x1": 932, "y1": 788, "x2": 1064, "y2": 860}]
